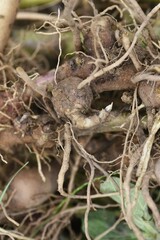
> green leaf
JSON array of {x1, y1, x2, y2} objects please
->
[
  {"x1": 100, "y1": 177, "x2": 149, "y2": 218},
  {"x1": 82, "y1": 209, "x2": 110, "y2": 239},
  {"x1": 81, "y1": 209, "x2": 137, "y2": 240},
  {"x1": 100, "y1": 177, "x2": 160, "y2": 239}
]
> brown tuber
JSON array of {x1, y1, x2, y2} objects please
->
[
  {"x1": 52, "y1": 77, "x2": 111, "y2": 129},
  {"x1": 82, "y1": 16, "x2": 116, "y2": 58},
  {"x1": 8, "y1": 162, "x2": 60, "y2": 210},
  {"x1": 52, "y1": 77, "x2": 93, "y2": 118}
]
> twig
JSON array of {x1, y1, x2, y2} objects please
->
[{"x1": 78, "y1": 4, "x2": 160, "y2": 89}]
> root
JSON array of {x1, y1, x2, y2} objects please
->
[
  {"x1": 142, "y1": 173, "x2": 160, "y2": 228},
  {"x1": 57, "y1": 123, "x2": 72, "y2": 195}
]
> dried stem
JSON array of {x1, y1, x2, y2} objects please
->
[{"x1": 0, "y1": 0, "x2": 20, "y2": 52}]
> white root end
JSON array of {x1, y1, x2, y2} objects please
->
[{"x1": 70, "y1": 103, "x2": 113, "y2": 130}]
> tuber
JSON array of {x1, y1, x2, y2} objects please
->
[
  {"x1": 52, "y1": 77, "x2": 93, "y2": 118},
  {"x1": 52, "y1": 77, "x2": 111, "y2": 129},
  {"x1": 8, "y1": 162, "x2": 60, "y2": 210},
  {"x1": 82, "y1": 16, "x2": 116, "y2": 58}
]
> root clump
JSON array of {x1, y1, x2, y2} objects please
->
[{"x1": 0, "y1": 1, "x2": 160, "y2": 240}]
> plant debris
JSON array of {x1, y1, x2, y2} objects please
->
[{"x1": 0, "y1": 0, "x2": 160, "y2": 239}]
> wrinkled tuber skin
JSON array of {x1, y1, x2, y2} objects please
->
[
  {"x1": 92, "y1": 61, "x2": 136, "y2": 92},
  {"x1": 52, "y1": 77, "x2": 93, "y2": 117},
  {"x1": 52, "y1": 77, "x2": 110, "y2": 129}
]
